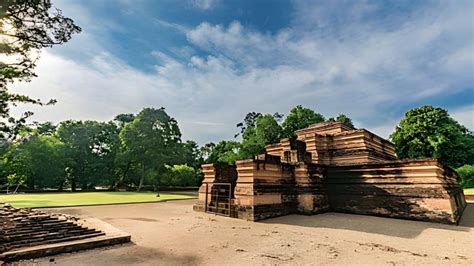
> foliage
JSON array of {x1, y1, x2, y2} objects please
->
[
  {"x1": 204, "y1": 140, "x2": 241, "y2": 165},
  {"x1": 282, "y1": 105, "x2": 325, "y2": 139},
  {"x1": 57, "y1": 120, "x2": 119, "y2": 191},
  {"x1": 6, "y1": 173, "x2": 26, "y2": 193},
  {"x1": 178, "y1": 140, "x2": 203, "y2": 169},
  {"x1": 328, "y1": 114, "x2": 354, "y2": 128},
  {"x1": 390, "y1": 106, "x2": 473, "y2": 168},
  {"x1": 456, "y1": 164, "x2": 474, "y2": 188},
  {"x1": 161, "y1": 164, "x2": 199, "y2": 187},
  {"x1": 0, "y1": 0, "x2": 81, "y2": 140},
  {"x1": 239, "y1": 114, "x2": 283, "y2": 159},
  {"x1": 2, "y1": 135, "x2": 65, "y2": 190},
  {"x1": 119, "y1": 107, "x2": 182, "y2": 191}
]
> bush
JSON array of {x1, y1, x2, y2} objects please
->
[
  {"x1": 456, "y1": 164, "x2": 474, "y2": 188},
  {"x1": 161, "y1": 164, "x2": 199, "y2": 187}
]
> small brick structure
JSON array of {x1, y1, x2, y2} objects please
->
[{"x1": 194, "y1": 121, "x2": 467, "y2": 224}]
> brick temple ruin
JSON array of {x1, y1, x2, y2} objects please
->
[{"x1": 194, "y1": 121, "x2": 467, "y2": 224}]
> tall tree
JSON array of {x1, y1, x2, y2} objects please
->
[
  {"x1": 390, "y1": 105, "x2": 473, "y2": 168},
  {"x1": 119, "y1": 108, "x2": 181, "y2": 191},
  {"x1": 178, "y1": 140, "x2": 202, "y2": 169},
  {"x1": 281, "y1": 105, "x2": 325, "y2": 138},
  {"x1": 2, "y1": 134, "x2": 65, "y2": 190},
  {"x1": 0, "y1": 0, "x2": 81, "y2": 140},
  {"x1": 57, "y1": 120, "x2": 119, "y2": 190},
  {"x1": 204, "y1": 140, "x2": 241, "y2": 165},
  {"x1": 239, "y1": 114, "x2": 283, "y2": 159}
]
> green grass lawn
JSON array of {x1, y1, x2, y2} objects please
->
[
  {"x1": 0, "y1": 192, "x2": 196, "y2": 208},
  {"x1": 464, "y1": 188, "x2": 474, "y2": 195}
]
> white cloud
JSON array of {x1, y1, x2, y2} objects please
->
[
  {"x1": 451, "y1": 105, "x2": 474, "y2": 131},
  {"x1": 190, "y1": 0, "x2": 218, "y2": 10},
  {"x1": 9, "y1": 1, "x2": 474, "y2": 145}
]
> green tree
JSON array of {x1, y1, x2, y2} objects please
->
[
  {"x1": 328, "y1": 114, "x2": 354, "y2": 128},
  {"x1": 282, "y1": 105, "x2": 325, "y2": 138},
  {"x1": 456, "y1": 164, "x2": 474, "y2": 188},
  {"x1": 34, "y1": 121, "x2": 57, "y2": 135},
  {"x1": 161, "y1": 164, "x2": 198, "y2": 187},
  {"x1": 119, "y1": 108, "x2": 182, "y2": 191},
  {"x1": 57, "y1": 120, "x2": 119, "y2": 191},
  {"x1": 239, "y1": 114, "x2": 283, "y2": 159},
  {"x1": 178, "y1": 140, "x2": 202, "y2": 169},
  {"x1": 204, "y1": 140, "x2": 241, "y2": 165},
  {"x1": 390, "y1": 105, "x2": 473, "y2": 168},
  {"x1": 113, "y1": 113, "x2": 135, "y2": 129},
  {"x1": 2, "y1": 135, "x2": 65, "y2": 190},
  {"x1": 6, "y1": 173, "x2": 26, "y2": 193},
  {"x1": 1, "y1": 0, "x2": 81, "y2": 140}
]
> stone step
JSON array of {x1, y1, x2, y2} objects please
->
[
  {"x1": 7, "y1": 230, "x2": 103, "y2": 246},
  {"x1": 5, "y1": 227, "x2": 95, "y2": 241},
  {"x1": 8, "y1": 232, "x2": 106, "y2": 250}
]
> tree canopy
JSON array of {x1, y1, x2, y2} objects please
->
[
  {"x1": 119, "y1": 108, "x2": 182, "y2": 191},
  {"x1": 390, "y1": 105, "x2": 473, "y2": 168},
  {"x1": 281, "y1": 105, "x2": 325, "y2": 138},
  {"x1": 328, "y1": 114, "x2": 354, "y2": 128},
  {"x1": 0, "y1": 0, "x2": 81, "y2": 140}
]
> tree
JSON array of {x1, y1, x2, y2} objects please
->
[
  {"x1": 390, "y1": 105, "x2": 473, "y2": 168},
  {"x1": 2, "y1": 134, "x2": 65, "y2": 190},
  {"x1": 328, "y1": 114, "x2": 354, "y2": 128},
  {"x1": 33, "y1": 121, "x2": 56, "y2": 135},
  {"x1": 239, "y1": 114, "x2": 283, "y2": 159},
  {"x1": 6, "y1": 173, "x2": 25, "y2": 193},
  {"x1": 204, "y1": 140, "x2": 241, "y2": 165},
  {"x1": 1, "y1": 0, "x2": 81, "y2": 139},
  {"x1": 161, "y1": 164, "x2": 198, "y2": 187},
  {"x1": 113, "y1": 113, "x2": 135, "y2": 129},
  {"x1": 119, "y1": 108, "x2": 182, "y2": 191},
  {"x1": 178, "y1": 140, "x2": 202, "y2": 169},
  {"x1": 281, "y1": 105, "x2": 325, "y2": 138},
  {"x1": 456, "y1": 164, "x2": 474, "y2": 188},
  {"x1": 57, "y1": 120, "x2": 119, "y2": 190}
]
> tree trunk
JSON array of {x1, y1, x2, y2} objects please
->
[
  {"x1": 137, "y1": 163, "x2": 145, "y2": 192},
  {"x1": 13, "y1": 183, "x2": 20, "y2": 194},
  {"x1": 114, "y1": 161, "x2": 131, "y2": 189},
  {"x1": 71, "y1": 177, "x2": 76, "y2": 192}
]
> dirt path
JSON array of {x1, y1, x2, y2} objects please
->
[{"x1": 11, "y1": 200, "x2": 474, "y2": 265}]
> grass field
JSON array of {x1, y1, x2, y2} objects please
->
[
  {"x1": 464, "y1": 188, "x2": 474, "y2": 195},
  {"x1": 0, "y1": 192, "x2": 196, "y2": 208}
]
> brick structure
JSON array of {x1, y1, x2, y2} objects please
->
[
  {"x1": 0, "y1": 204, "x2": 105, "y2": 254},
  {"x1": 193, "y1": 122, "x2": 466, "y2": 224}
]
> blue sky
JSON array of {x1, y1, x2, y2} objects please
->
[{"x1": 11, "y1": 0, "x2": 474, "y2": 144}]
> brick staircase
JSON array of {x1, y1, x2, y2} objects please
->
[{"x1": 0, "y1": 204, "x2": 105, "y2": 254}]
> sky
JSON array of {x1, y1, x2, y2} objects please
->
[{"x1": 10, "y1": 0, "x2": 474, "y2": 144}]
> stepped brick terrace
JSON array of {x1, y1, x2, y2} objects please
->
[
  {"x1": 0, "y1": 203, "x2": 130, "y2": 261},
  {"x1": 194, "y1": 121, "x2": 467, "y2": 224}
]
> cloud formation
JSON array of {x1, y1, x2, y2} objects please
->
[{"x1": 10, "y1": 1, "x2": 474, "y2": 144}]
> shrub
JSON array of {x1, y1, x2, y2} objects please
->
[{"x1": 456, "y1": 164, "x2": 474, "y2": 188}]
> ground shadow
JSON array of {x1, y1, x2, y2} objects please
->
[
  {"x1": 261, "y1": 202, "x2": 473, "y2": 239},
  {"x1": 25, "y1": 242, "x2": 200, "y2": 265}
]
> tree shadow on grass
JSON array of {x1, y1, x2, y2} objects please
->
[{"x1": 261, "y1": 203, "x2": 473, "y2": 239}]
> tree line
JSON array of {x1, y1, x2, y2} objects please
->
[
  {"x1": 203, "y1": 105, "x2": 474, "y2": 188},
  {"x1": 0, "y1": 108, "x2": 203, "y2": 192},
  {"x1": 0, "y1": 104, "x2": 473, "y2": 192}
]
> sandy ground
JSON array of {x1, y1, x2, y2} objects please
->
[{"x1": 9, "y1": 200, "x2": 474, "y2": 265}]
